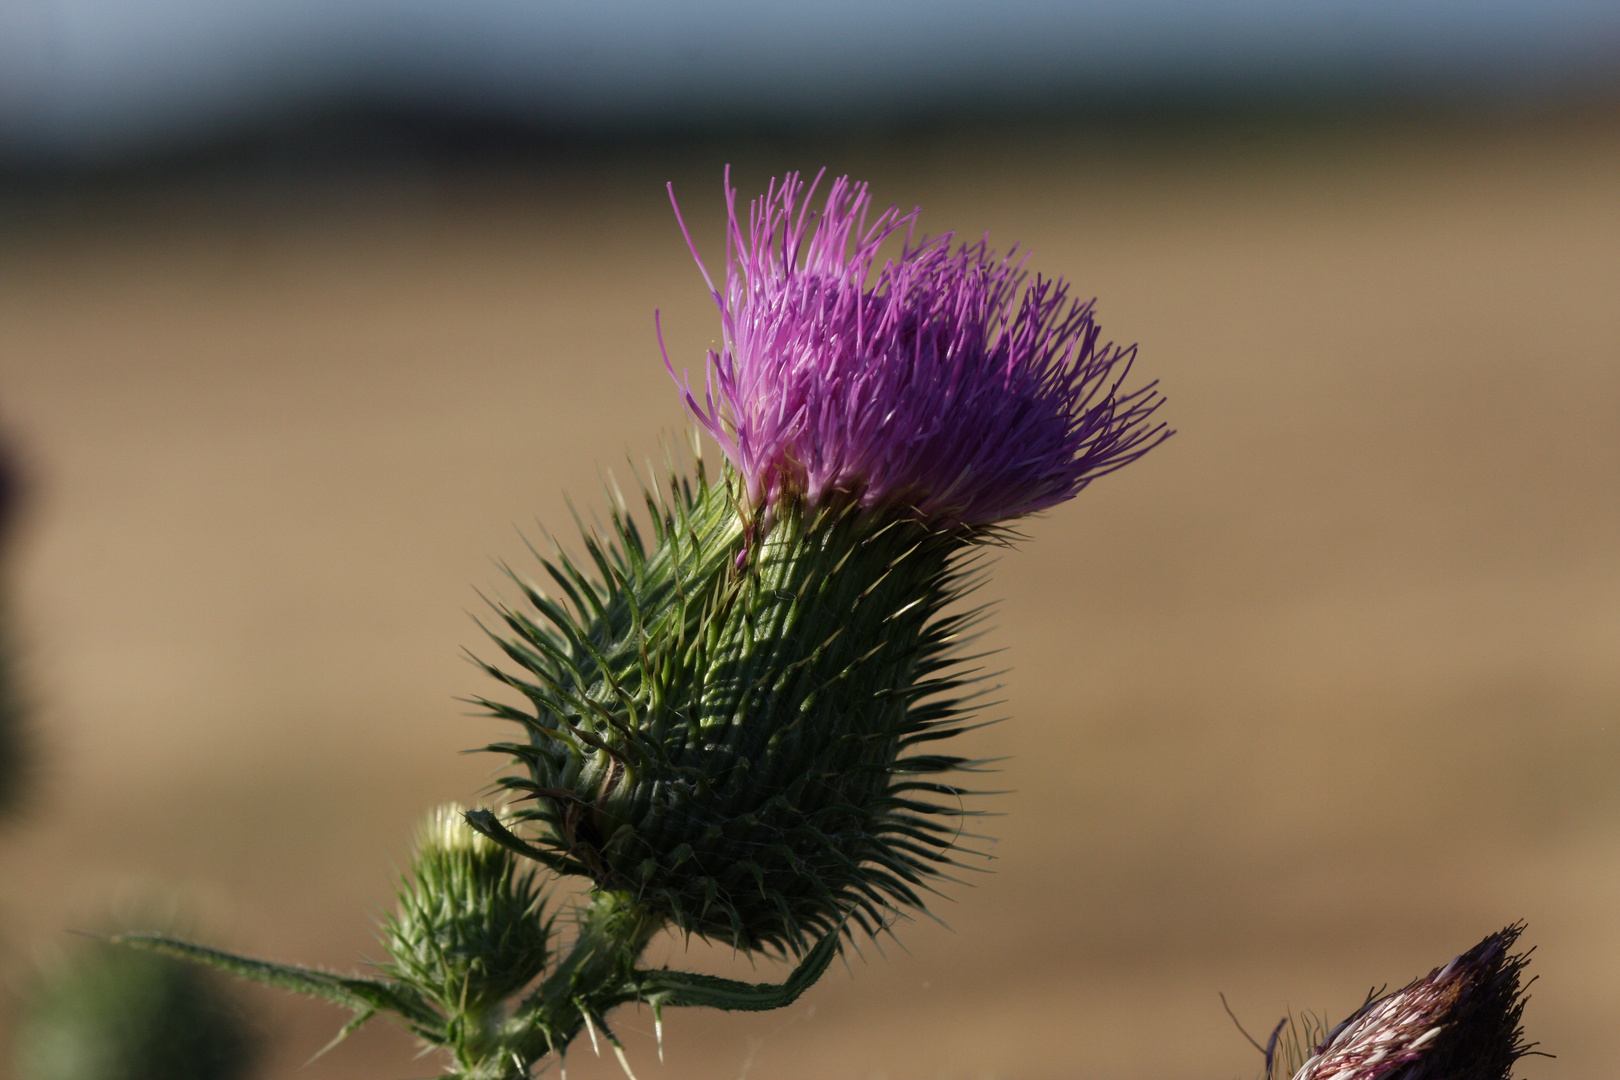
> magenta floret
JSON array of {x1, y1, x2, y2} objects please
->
[{"x1": 663, "y1": 169, "x2": 1169, "y2": 527}]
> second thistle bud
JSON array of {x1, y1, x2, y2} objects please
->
[{"x1": 382, "y1": 805, "x2": 551, "y2": 1015}]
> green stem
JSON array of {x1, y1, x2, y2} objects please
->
[
  {"x1": 493, "y1": 891, "x2": 663, "y2": 1075},
  {"x1": 462, "y1": 891, "x2": 841, "y2": 1079}
]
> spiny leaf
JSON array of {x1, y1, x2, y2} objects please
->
[
  {"x1": 112, "y1": 933, "x2": 443, "y2": 1035},
  {"x1": 634, "y1": 926, "x2": 841, "y2": 1011}
]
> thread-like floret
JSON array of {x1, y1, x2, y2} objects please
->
[{"x1": 665, "y1": 169, "x2": 1169, "y2": 526}]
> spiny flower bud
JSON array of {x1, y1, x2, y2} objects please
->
[
  {"x1": 382, "y1": 804, "x2": 550, "y2": 1014},
  {"x1": 1292, "y1": 924, "x2": 1535, "y2": 1080},
  {"x1": 480, "y1": 473, "x2": 978, "y2": 955},
  {"x1": 478, "y1": 171, "x2": 1168, "y2": 958}
]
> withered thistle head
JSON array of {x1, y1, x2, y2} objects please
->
[{"x1": 1292, "y1": 923, "x2": 1536, "y2": 1080}]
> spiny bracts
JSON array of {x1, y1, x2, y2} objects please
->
[
  {"x1": 381, "y1": 805, "x2": 552, "y2": 1016},
  {"x1": 475, "y1": 460, "x2": 993, "y2": 956}
]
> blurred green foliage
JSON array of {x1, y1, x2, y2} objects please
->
[{"x1": 13, "y1": 943, "x2": 260, "y2": 1080}]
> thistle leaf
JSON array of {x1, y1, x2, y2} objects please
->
[
  {"x1": 112, "y1": 934, "x2": 443, "y2": 1035},
  {"x1": 633, "y1": 926, "x2": 840, "y2": 1012}
]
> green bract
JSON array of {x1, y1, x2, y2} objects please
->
[{"x1": 475, "y1": 460, "x2": 993, "y2": 955}]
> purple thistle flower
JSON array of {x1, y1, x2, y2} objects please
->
[
  {"x1": 1291, "y1": 924, "x2": 1536, "y2": 1080},
  {"x1": 663, "y1": 169, "x2": 1169, "y2": 528}
]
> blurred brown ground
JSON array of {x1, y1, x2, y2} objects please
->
[{"x1": 0, "y1": 110, "x2": 1616, "y2": 1079}]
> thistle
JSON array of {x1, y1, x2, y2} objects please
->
[
  {"x1": 1251, "y1": 924, "x2": 1538, "y2": 1080},
  {"x1": 380, "y1": 806, "x2": 552, "y2": 1060},
  {"x1": 1293, "y1": 924, "x2": 1536, "y2": 1080},
  {"x1": 114, "y1": 171, "x2": 1167, "y2": 1078},
  {"x1": 473, "y1": 170, "x2": 1167, "y2": 958}
]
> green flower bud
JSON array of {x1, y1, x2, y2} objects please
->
[
  {"x1": 382, "y1": 804, "x2": 551, "y2": 1014},
  {"x1": 478, "y1": 468, "x2": 987, "y2": 956}
]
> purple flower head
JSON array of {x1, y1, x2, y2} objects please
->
[
  {"x1": 662, "y1": 169, "x2": 1169, "y2": 528},
  {"x1": 1292, "y1": 924, "x2": 1535, "y2": 1080}
]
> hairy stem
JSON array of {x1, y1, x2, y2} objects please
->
[{"x1": 484, "y1": 891, "x2": 663, "y2": 1076}]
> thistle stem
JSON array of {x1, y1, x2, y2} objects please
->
[{"x1": 498, "y1": 891, "x2": 664, "y2": 1073}]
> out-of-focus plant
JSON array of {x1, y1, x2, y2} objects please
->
[
  {"x1": 12, "y1": 941, "x2": 259, "y2": 1080},
  {"x1": 117, "y1": 169, "x2": 1170, "y2": 1077},
  {"x1": 0, "y1": 431, "x2": 32, "y2": 817}
]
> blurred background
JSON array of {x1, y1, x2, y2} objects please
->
[{"x1": 1, "y1": 2, "x2": 1618, "y2": 1077}]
